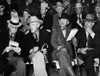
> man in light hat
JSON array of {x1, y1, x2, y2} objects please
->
[
  {"x1": 0, "y1": 16, "x2": 27, "y2": 76},
  {"x1": 52, "y1": 1, "x2": 65, "y2": 29},
  {"x1": 26, "y1": 15, "x2": 52, "y2": 76},
  {"x1": 76, "y1": 13, "x2": 100, "y2": 76},
  {"x1": 71, "y1": 2, "x2": 86, "y2": 29},
  {"x1": 36, "y1": 2, "x2": 53, "y2": 34}
]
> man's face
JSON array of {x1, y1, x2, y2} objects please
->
[
  {"x1": 75, "y1": 7, "x2": 82, "y2": 14},
  {"x1": 40, "y1": 8, "x2": 47, "y2": 15},
  {"x1": 8, "y1": 24, "x2": 18, "y2": 34},
  {"x1": 56, "y1": 6, "x2": 63, "y2": 14},
  {"x1": 85, "y1": 21, "x2": 94, "y2": 29},
  {"x1": 95, "y1": 6, "x2": 100, "y2": 14},
  {"x1": 23, "y1": 11, "x2": 30, "y2": 18},
  {"x1": 59, "y1": 18, "x2": 69, "y2": 28},
  {"x1": 11, "y1": 11, "x2": 18, "y2": 18},
  {"x1": 29, "y1": 22, "x2": 40, "y2": 33}
]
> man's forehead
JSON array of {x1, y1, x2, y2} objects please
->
[{"x1": 30, "y1": 22, "x2": 39, "y2": 25}]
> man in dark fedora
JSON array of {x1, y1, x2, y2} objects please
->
[
  {"x1": 76, "y1": 13, "x2": 100, "y2": 76},
  {"x1": 0, "y1": 15, "x2": 27, "y2": 76},
  {"x1": 52, "y1": 1, "x2": 65, "y2": 29},
  {"x1": 51, "y1": 13, "x2": 75, "y2": 76}
]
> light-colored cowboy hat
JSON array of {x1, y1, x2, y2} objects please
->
[
  {"x1": 29, "y1": 16, "x2": 43, "y2": 24},
  {"x1": 84, "y1": 14, "x2": 96, "y2": 22},
  {"x1": 7, "y1": 17, "x2": 22, "y2": 27},
  {"x1": 53, "y1": 1, "x2": 64, "y2": 9}
]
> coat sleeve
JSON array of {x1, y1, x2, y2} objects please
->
[{"x1": 51, "y1": 28, "x2": 60, "y2": 51}]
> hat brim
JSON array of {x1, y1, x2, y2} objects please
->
[
  {"x1": 7, "y1": 20, "x2": 22, "y2": 27},
  {"x1": 29, "y1": 20, "x2": 43, "y2": 25},
  {"x1": 83, "y1": 19, "x2": 96, "y2": 22},
  {"x1": 52, "y1": 5, "x2": 65, "y2": 9}
]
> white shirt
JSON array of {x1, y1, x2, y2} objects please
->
[{"x1": 61, "y1": 28, "x2": 66, "y2": 38}]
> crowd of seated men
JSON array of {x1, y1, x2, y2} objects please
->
[{"x1": 0, "y1": 0, "x2": 100, "y2": 76}]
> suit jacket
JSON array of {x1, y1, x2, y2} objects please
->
[
  {"x1": 76, "y1": 26, "x2": 100, "y2": 58},
  {"x1": 0, "y1": 30, "x2": 28, "y2": 62},
  {"x1": 52, "y1": 13, "x2": 60, "y2": 29},
  {"x1": 37, "y1": 13, "x2": 53, "y2": 32},
  {"x1": 51, "y1": 25, "x2": 73, "y2": 59},
  {"x1": 92, "y1": 21, "x2": 100, "y2": 58},
  {"x1": 76, "y1": 28, "x2": 93, "y2": 48},
  {"x1": 26, "y1": 30, "x2": 52, "y2": 54},
  {"x1": 70, "y1": 13, "x2": 86, "y2": 29}
]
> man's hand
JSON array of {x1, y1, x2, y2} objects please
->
[
  {"x1": 29, "y1": 52, "x2": 35, "y2": 61},
  {"x1": 78, "y1": 48, "x2": 87, "y2": 54},
  {"x1": 46, "y1": 29, "x2": 51, "y2": 33}
]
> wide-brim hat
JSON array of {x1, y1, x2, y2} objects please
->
[
  {"x1": 84, "y1": 14, "x2": 96, "y2": 22},
  {"x1": 75, "y1": 3, "x2": 83, "y2": 8},
  {"x1": 7, "y1": 17, "x2": 22, "y2": 27},
  {"x1": 53, "y1": 1, "x2": 64, "y2": 9},
  {"x1": 29, "y1": 16, "x2": 43, "y2": 24}
]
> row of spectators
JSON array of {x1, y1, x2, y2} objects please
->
[{"x1": 0, "y1": 0, "x2": 100, "y2": 76}]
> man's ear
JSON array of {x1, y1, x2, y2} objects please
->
[{"x1": 37, "y1": 23, "x2": 40, "y2": 28}]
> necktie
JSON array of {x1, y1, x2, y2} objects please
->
[
  {"x1": 34, "y1": 34, "x2": 39, "y2": 42},
  {"x1": 87, "y1": 33, "x2": 91, "y2": 47},
  {"x1": 10, "y1": 33, "x2": 15, "y2": 40},
  {"x1": 79, "y1": 15, "x2": 83, "y2": 24}
]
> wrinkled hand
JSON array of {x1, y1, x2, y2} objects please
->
[
  {"x1": 46, "y1": 29, "x2": 51, "y2": 33},
  {"x1": 3, "y1": 46, "x2": 12, "y2": 54},
  {"x1": 33, "y1": 46, "x2": 39, "y2": 52},
  {"x1": 29, "y1": 52, "x2": 35, "y2": 61},
  {"x1": 78, "y1": 48, "x2": 87, "y2": 54}
]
